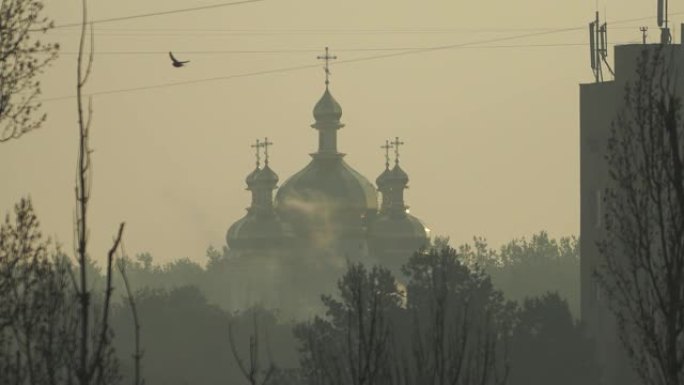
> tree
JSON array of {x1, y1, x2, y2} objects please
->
[
  {"x1": 296, "y1": 250, "x2": 513, "y2": 385},
  {"x1": 0, "y1": 198, "x2": 77, "y2": 385},
  {"x1": 0, "y1": 3, "x2": 126, "y2": 377},
  {"x1": 228, "y1": 313, "x2": 276, "y2": 385},
  {"x1": 458, "y1": 232, "x2": 580, "y2": 317},
  {"x1": 71, "y1": 0, "x2": 125, "y2": 383},
  {"x1": 597, "y1": 46, "x2": 684, "y2": 385},
  {"x1": 508, "y1": 293, "x2": 599, "y2": 385},
  {"x1": 295, "y1": 263, "x2": 403, "y2": 385},
  {"x1": 117, "y1": 258, "x2": 144, "y2": 385},
  {"x1": 401, "y1": 246, "x2": 513, "y2": 385},
  {"x1": 0, "y1": 0, "x2": 59, "y2": 142}
]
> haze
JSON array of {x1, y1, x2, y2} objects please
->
[{"x1": 0, "y1": 0, "x2": 675, "y2": 264}]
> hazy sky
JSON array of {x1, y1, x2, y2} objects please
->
[{"x1": 1, "y1": 0, "x2": 680, "y2": 265}]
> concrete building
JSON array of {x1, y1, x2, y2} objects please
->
[{"x1": 580, "y1": 41, "x2": 684, "y2": 384}]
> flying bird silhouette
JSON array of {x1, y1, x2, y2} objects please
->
[{"x1": 169, "y1": 52, "x2": 189, "y2": 68}]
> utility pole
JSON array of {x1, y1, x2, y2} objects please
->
[{"x1": 640, "y1": 26, "x2": 648, "y2": 44}]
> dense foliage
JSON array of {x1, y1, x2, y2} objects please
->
[{"x1": 459, "y1": 232, "x2": 579, "y2": 316}]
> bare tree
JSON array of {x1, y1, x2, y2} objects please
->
[
  {"x1": 597, "y1": 46, "x2": 684, "y2": 385},
  {"x1": 71, "y1": 0, "x2": 125, "y2": 384},
  {"x1": 117, "y1": 255, "x2": 144, "y2": 385},
  {"x1": 228, "y1": 313, "x2": 276, "y2": 385},
  {"x1": 0, "y1": 0, "x2": 59, "y2": 142},
  {"x1": 1, "y1": 2, "x2": 129, "y2": 384}
]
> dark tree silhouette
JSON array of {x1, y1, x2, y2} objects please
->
[
  {"x1": 508, "y1": 293, "x2": 599, "y2": 385},
  {"x1": 0, "y1": 198, "x2": 77, "y2": 385},
  {"x1": 228, "y1": 313, "x2": 276, "y2": 385},
  {"x1": 0, "y1": 0, "x2": 59, "y2": 142},
  {"x1": 597, "y1": 46, "x2": 684, "y2": 385},
  {"x1": 296, "y1": 251, "x2": 513, "y2": 385},
  {"x1": 71, "y1": 1, "x2": 125, "y2": 384},
  {"x1": 401, "y1": 246, "x2": 513, "y2": 385},
  {"x1": 295, "y1": 263, "x2": 402, "y2": 385},
  {"x1": 117, "y1": 257, "x2": 144, "y2": 385}
]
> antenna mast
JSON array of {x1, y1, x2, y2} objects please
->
[
  {"x1": 588, "y1": 11, "x2": 614, "y2": 82},
  {"x1": 658, "y1": 0, "x2": 671, "y2": 44}
]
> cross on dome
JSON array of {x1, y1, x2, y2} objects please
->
[
  {"x1": 317, "y1": 46, "x2": 337, "y2": 88},
  {"x1": 392, "y1": 137, "x2": 405, "y2": 165},
  {"x1": 262, "y1": 137, "x2": 274, "y2": 166},
  {"x1": 250, "y1": 139, "x2": 261, "y2": 168},
  {"x1": 381, "y1": 140, "x2": 393, "y2": 169}
]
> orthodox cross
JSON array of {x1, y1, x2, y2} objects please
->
[
  {"x1": 262, "y1": 137, "x2": 274, "y2": 166},
  {"x1": 317, "y1": 46, "x2": 337, "y2": 87},
  {"x1": 250, "y1": 139, "x2": 261, "y2": 168},
  {"x1": 392, "y1": 137, "x2": 405, "y2": 165},
  {"x1": 380, "y1": 140, "x2": 393, "y2": 169}
]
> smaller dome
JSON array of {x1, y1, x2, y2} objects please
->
[
  {"x1": 389, "y1": 165, "x2": 409, "y2": 185},
  {"x1": 376, "y1": 168, "x2": 392, "y2": 188},
  {"x1": 369, "y1": 213, "x2": 429, "y2": 240},
  {"x1": 245, "y1": 167, "x2": 260, "y2": 187},
  {"x1": 226, "y1": 214, "x2": 295, "y2": 250},
  {"x1": 313, "y1": 88, "x2": 343, "y2": 122},
  {"x1": 254, "y1": 165, "x2": 279, "y2": 186}
]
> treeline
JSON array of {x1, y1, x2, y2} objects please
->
[
  {"x1": 104, "y1": 232, "x2": 580, "y2": 318},
  {"x1": 1, "y1": 198, "x2": 594, "y2": 385}
]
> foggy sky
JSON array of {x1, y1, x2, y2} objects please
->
[{"x1": 0, "y1": 0, "x2": 676, "y2": 264}]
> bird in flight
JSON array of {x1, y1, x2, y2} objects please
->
[{"x1": 169, "y1": 52, "x2": 189, "y2": 68}]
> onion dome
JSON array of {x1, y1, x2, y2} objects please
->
[
  {"x1": 313, "y1": 88, "x2": 343, "y2": 123},
  {"x1": 275, "y1": 78, "x2": 378, "y2": 240},
  {"x1": 376, "y1": 168, "x2": 392, "y2": 188},
  {"x1": 388, "y1": 164, "x2": 409, "y2": 185},
  {"x1": 377, "y1": 168, "x2": 393, "y2": 213},
  {"x1": 226, "y1": 139, "x2": 295, "y2": 251},
  {"x1": 254, "y1": 165, "x2": 279, "y2": 186},
  {"x1": 226, "y1": 215, "x2": 295, "y2": 250},
  {"x1": 275, "y1": 158, "x2": 378, "y2": 235},
  {"x1": 245, "y1": 167, "x2": 260, "y2": 188},
  {"x1": 368, "y1": 213, "x2": 429, "y2": 243},
  {"x1": 367, "y1": 212, "x2": 430, "y2": 273}
]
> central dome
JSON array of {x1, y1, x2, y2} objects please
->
[
  {"x1": 275, "y1": 158, "x2": 378, "y2": 235},
  {"x1": 313, "y1": 88, "x2": 343, "y2": 122}
]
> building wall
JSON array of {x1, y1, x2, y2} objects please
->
[{"x1": 579, "y1": 43, "x2": 684, "y2": 385}]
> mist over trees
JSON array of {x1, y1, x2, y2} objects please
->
[
  {"x1": 459, "y1": 232, "x2": 579, "y2": 317},
  {"x1": 94, "y1": 234, "x2": 589, "y2": 385},
  {"x1": 0, "y1": 190, "x2": 590, "y2": 385}
]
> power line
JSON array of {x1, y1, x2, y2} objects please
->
[
  {"x1": 50, "y1": 27, "x2": 577, "y2": 35},
  {"x1": 49, "y1": 0, "x2": 266, "y2": 30},
  {"x1": 45, "y1": 26, "x2": 661, "y2": 38},
  {"x1": 54, "y1": 43, "x2": 596, "y2": 56},
  {"x1": 39, "y1": 26, "x2": 587, "y2": 102},
  {"x1": 40, "y1": 12, "x2": 681, "y2": 102},
  {"x1": 42, "y1": 62, "x2": 321, "y2": 102},
  {"x1": 52, "y1": 26, "x2": 571, "y2": 32},
  {"x1": 46, "y1": 11, "x2": 684, "y2": 34}
]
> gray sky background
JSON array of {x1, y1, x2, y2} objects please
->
[{"x1": 1, "y1": 0, "x2": 679, "y2": 265}]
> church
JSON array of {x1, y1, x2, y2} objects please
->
[{"x1": 223, "y1": 49, "x2": 430, "y2": 312}]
